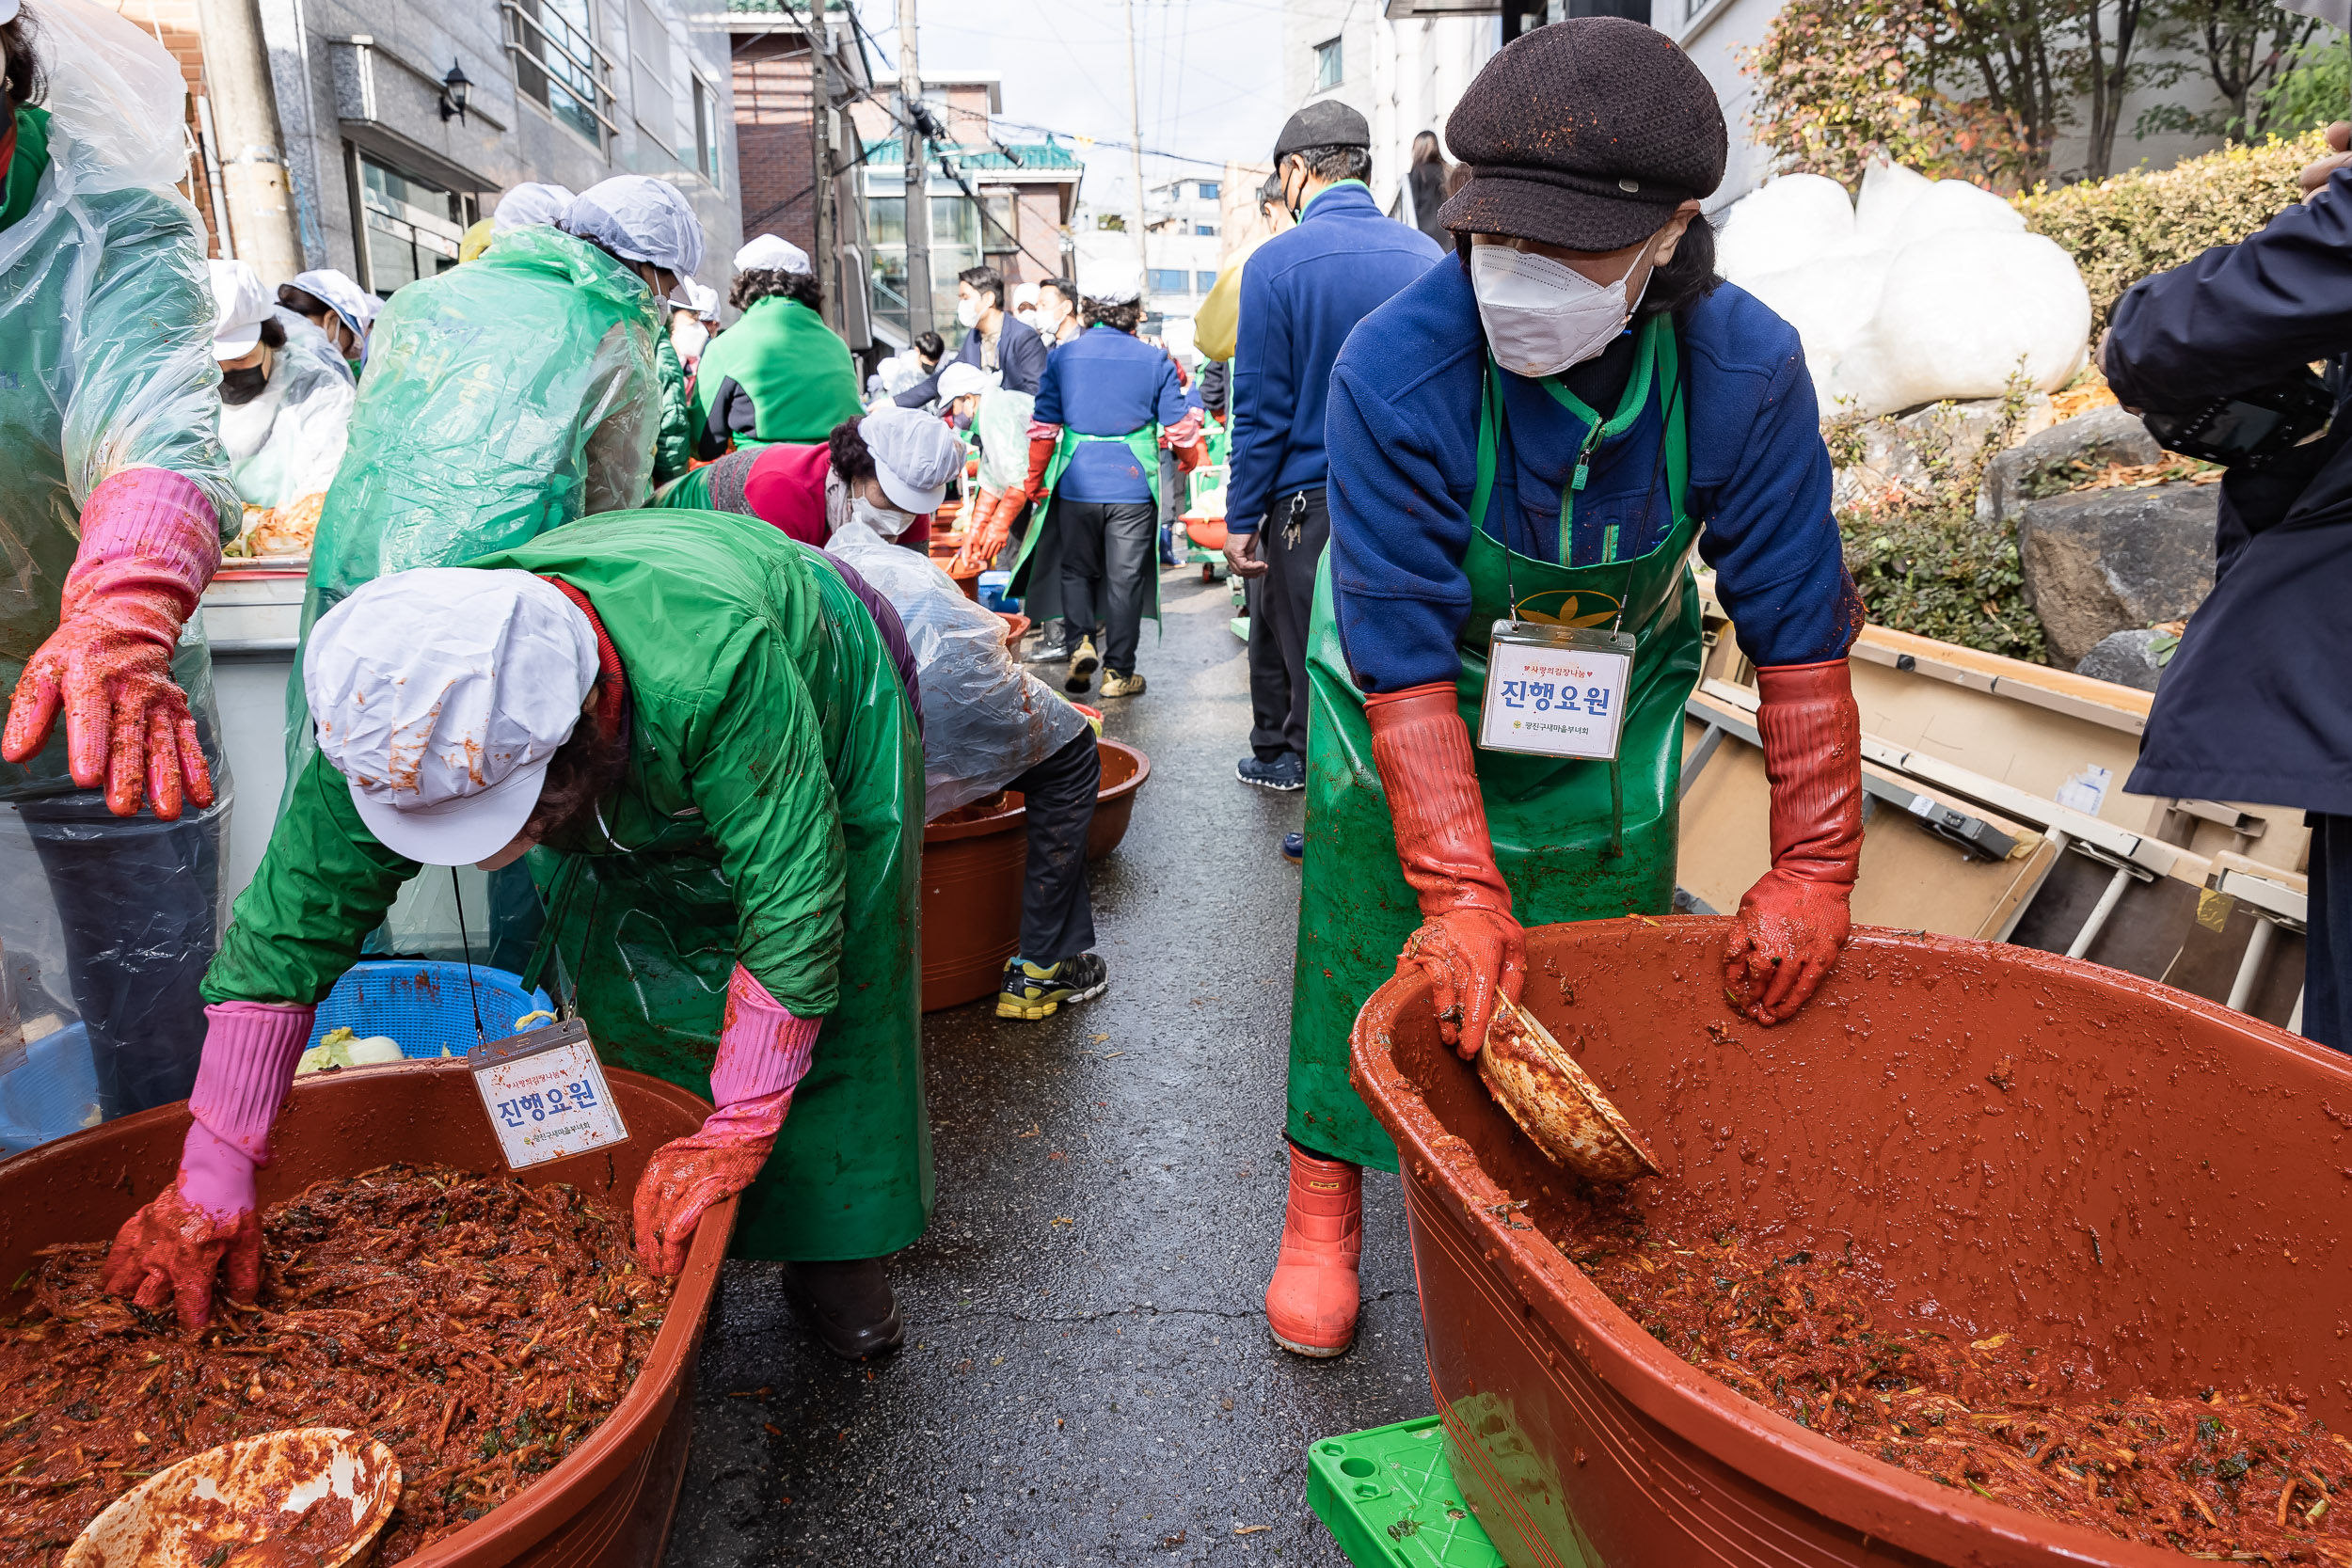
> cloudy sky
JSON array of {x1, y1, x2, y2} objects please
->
[{"x1": 849, "y1": 0, "x2": 1294, "y2": 213}]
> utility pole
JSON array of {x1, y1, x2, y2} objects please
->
[
  {"x1": 898, "y1": 0, "x2": 934, "y2": 336},
  {"x1": 192, "y1": 0, "x2": 303, "y2": 281},
  {"x1": 1122, "y1": 0, "x2": 1150, "y2": 290}
]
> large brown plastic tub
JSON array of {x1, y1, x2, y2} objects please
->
[
  {"x1": 918, "y1": 737, "x2": 1150, "y2": 1012},
  {"x1": 0, "y1": 1060, "x2": 732, "y2": 1568},
  {"x1": 1352, "y1": 916, "x2": 2352, "y2": 1568}
]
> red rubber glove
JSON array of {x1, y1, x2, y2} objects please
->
[
  {"x1": 1025, "y1": 432, "x2": 1058, "y2": 501},
  {"x1": 3, "y1": 468, "x2": 221, "y2": 818},
  {"x1": 1725, "y1": 659, "x2": 1863, "y2": 1025},
  {"x1": 103, "y1": 1002, "x2": 310, "y2": 1328},
  {"x1": 1173, "y1": 439, "x2": 1207, "y2": 475},
  {"x1": 634, "y1": 967, "x2": 818, "y2": 1275},
  {"x1": 1369, "y1": 683, "x2": 1524, "y2": 1060},
  {"x1": 965, "y1": 486, "x2": 1022, "y2": 567}
]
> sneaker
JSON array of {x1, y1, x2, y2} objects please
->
[
  {"x1": 996, "y1": 952, "x2": 1110, "y2": 1020},
  {"x1": 1282, "y1": 832, "x2": 1304, "y2": 864},
  {"x1": 1237, "y1": 752, "x2": 1305, "y2": 791},
  {"x1": 1100, "y1": 670, "x2": 1146, "y2": 698},
  {"x1": 1065, "y1": 636, "x2": 1101, "y2": 692}
]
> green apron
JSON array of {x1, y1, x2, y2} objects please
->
[
  {"x1": 1008, "y1": 425, "x2": 1163, "y2": 631},
  {"x1": 1287, "y1": 318, "x2": 1706, "y2": 1171}
]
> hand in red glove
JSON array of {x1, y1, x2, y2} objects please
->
[
  {"x1": 1724, "y1": 659, "x2": 1863, "y2": 1025},
  {"x1": 101, "y1": 1001, "x2": 310, "y2": 1328},
  {"x1": 1173, "y1": 439, "x2": 1207, "y2": 475},
  {"x1": 633, "y1": 968, "x2": 817, "y2": 1275},
  {"x1": 3, "y1": 468, "x2": 221, "y2": 818},
  {"x1": 1369, "y1": 684, "x2": 1525, "y2": 1059},
  {"x1": 1025, "y1": 432, "x2": 1059, "y2": 503}
]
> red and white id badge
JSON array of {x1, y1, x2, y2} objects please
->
[
  {"x1": 1477, "y1": 620, "x2": 1635, "y2": 760},
  {"x1": 468, "y1": 1018, "x2": 630, "y2": 1171}
]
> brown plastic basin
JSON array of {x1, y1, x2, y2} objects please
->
[
  {"x1": 1352, "y1": 916, "x2": 2352, "y2": 1568},
  {"x1": 0, "y1": 1060, "x2": 731, "y2": 1568},
  {"x1": 918, "y1": 737, "x2": 1150, "y2": 1012}
]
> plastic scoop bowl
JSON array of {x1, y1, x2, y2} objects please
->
[
  {"x1": 1476, "y1": 994, "x2": 1663, "y2": 1183},
  {"x1": 64, "y1": 1426, "x2": 399, "y2": 1568}
]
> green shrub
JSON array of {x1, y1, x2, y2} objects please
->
[
  {"x1": 2014, "y1": 132, "x2": 2327, "y2": 334},
  {"x1": 1833, "y1": 381, "x2": 2051, "y2": 664}
]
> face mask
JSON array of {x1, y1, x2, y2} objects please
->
[
  {"x1": 955, "y1": 295, "x2": 980, "y2": 329},
  {"x1": 853, "y1": 495, "x2": 916, "y2": 539},
  {"x1": 952, "y1": 409, "x2": 974, "y2": 431},
  {"x1": 673, "y1": 317, "x2": 709, "y2": 361},
  {"x1": 1470, "y1": 242, "x2": 1647, "y2": 379},
  {"x1": 218, "y1": 364, "x2": 268, "y2": 405}
]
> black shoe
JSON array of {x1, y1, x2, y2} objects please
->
[
  {"x1": 780, "y1": 1259, "x2": 905, "y2": 1360},
  {"x1": 1237, "y1": 752, "x2": 1305, "y2": 791},
  {"x1": 1282, "y1": 831, "x2": 1305, "y2": 864},
  {"x1": 996, "y1": 951, "x2": 1110, "y2": 1020}
]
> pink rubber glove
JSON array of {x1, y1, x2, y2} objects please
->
[
  {"x1": 3, "y1": 468, "x2": 222, "y2": 819},
  {"x1": 633, "y1": 967, "x2": 817, "y2": 1276},
  {"x1": 102, "y1": 1001, "x2": 310, "y2": 1329}
]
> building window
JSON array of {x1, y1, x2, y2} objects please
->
[
  {"x1": 981, "y1": 191, "x2": 1017, "y2": 260},
  {"x1": 1194, "y1": 222, "x2": 1218, "y2": 236},
  {"x1": 1198, "y1": 181, "x2": 1220, "y2": 200},
  {"x1": 1313, "y1": 37, "x2": 1343, "y2": 92},
  {"x1": 353, "y1": 149, "x2": 463, "y2": 294},
  {"x1": 864, "y1": 169, "x2": 983, "y2": 341},
  {"x1": 692, "y1": 76, "x2": 720, "y2": 181},
  {"x1": 1196, "y1": 269, "x2": 1219, "y2": 293},
  {"x1": 506, "y1": 0, "x2": 615, "y2": 149},
  {"x1": 1148, "y1": 267, "x2": 1190, "y2": 295}
]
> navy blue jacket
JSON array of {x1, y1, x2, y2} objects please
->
[
  {"x1": 1327, "y1": 260, "x2": 1860, "y2": 693},
  {"x1": 896, "y1": 312, "x2": 1049, "y2": 405},
  {"x1": 1226, "y1": 182, "x2": 1442, "y2": 532},
  {"x1": 1033, "y1": 325, "x2": 1189, "y2": 504},
  {"x1": 2105, "y1": 168, "x2": 2352, "y2": 815}
]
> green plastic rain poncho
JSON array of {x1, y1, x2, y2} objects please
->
[
  {"x1": 0, "y1": 0, "x2": 240, "y2": 1118},
  {"x1": 207, "y1": 512, "x2": 930, "y2": 1261}
]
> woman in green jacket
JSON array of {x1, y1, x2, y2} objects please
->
[
  {"x1": 689, "y1": 234, "x2": 866, "y2": 456},
  {"x1": 102, "y1": 513, "x2": 930, "y2": 1357}
]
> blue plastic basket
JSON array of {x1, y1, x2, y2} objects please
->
[{"x1": 307, "y1": 961, "x2": 554, "y2": 1060}]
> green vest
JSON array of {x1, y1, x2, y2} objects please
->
[
  {"x1": 689, "y1": 295, "x2": 866, "y2": 449},
  {"x1": 1287, "y1": 318, "x2": 1705, "y2": 1170}
]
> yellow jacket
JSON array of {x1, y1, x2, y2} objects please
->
[{"x1": 1194, "y1": 231, "x2": 1279, "y2": 362}]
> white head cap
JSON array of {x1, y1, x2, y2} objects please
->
[
  {"x1": 857, "y1": 405, "x2": 965, "y2": 515},
  {"x1": 1010, "y1": 281, "x2": 1041, "y2": 311},
  {"x1": 934, "y1": 361, "x2": 999, "y2": 404},
  {"x1": 208, "y1": 260, "x2": 273, "y2": 360},
  {"x1": 563, "y1": 177, "x2": 707, "y2": 277},
  {"x1": 671, "y1": 277, "x2": 722, "y2": 321},
  {"x1": 1081, "y1": 261, "x2": 1144, "y2": 306},
  {"x1": 734, "y1": 233, "x2": 812, "y2": 275},
  {"x1": 494, "y1": 182, "x2": 576, "y2": 232},
  {"x1": 289, "y1": 268, "x2": 381, "y2": 331},
  {"x1": 305, "y1": 570, "x2": 600, "y2": 867}
]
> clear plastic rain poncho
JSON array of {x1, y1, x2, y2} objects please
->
[
  {"x1": 220, "y1": 309, "x2": 355, "y2": 533},
  {"x1": 0, "y1": 0, "x2": 239, "y2": 1132},
  {"x1": 822, "y1": 518, "x2": 1089, "y2": 818}
]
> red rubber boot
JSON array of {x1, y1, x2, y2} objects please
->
[{"x1": 1264, "y1": 1144, "x2": 1363, "y2": 1357}]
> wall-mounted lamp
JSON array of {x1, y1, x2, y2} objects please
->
[{"x1": 439, "y1": 60, "x2": 471, "y2": 124}]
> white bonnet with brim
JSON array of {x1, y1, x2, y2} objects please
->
[
  {"x1": 858, "y1": 405, "x2": 965, "y2": 515},
  {"x1": 934, "y1": 361, "x2": 999, "y2": 403},
  {"x1": 1081, "y1": 261, "x2": 1144, "y2": 305},
  {"x1": 672, "y1": 277, "x2": 722, "y2": 321},
  {"x1": 734, "y1": 233, "x2": 811, "y2": 274},
  {"x1": 290, "y1": 268, "x2": 381, "y2": 331},
  {"x1": 305, "y1": 570, "x2": 600, "y2": 867},
  {"x1": 563, "y1": 177, "x2": 707, "y2": 277},
  {"x1": 208, "y1": 260, "x2": 271, "y2": 359},
  {"x1": 494, "y1": 182, "x2": 575, "y2": 231}
]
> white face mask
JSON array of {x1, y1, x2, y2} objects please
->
[
  {"x1": 1470, "y1": 243, "x2": 1647, "y2": 378},
  {"x1": 853, "y1": 495, "x2": 917, "y2": 539},
  {"x1": 672, "y1": 317, "x2": 708, "y2": 361},
  {"x1": 955, "y1": 294, "x2": 981, "y2": 329}
]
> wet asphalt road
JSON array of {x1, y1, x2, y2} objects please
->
[{"x1": 662, "y1": 565, "x2": 1432, "y2": 1566}]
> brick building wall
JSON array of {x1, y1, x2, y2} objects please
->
[
  {"x1": 100, "y1": 0, "x2": 230, "y2": 257},
  {"x1": 731, "y1": 32, "x2": 818, "y2": 261}
]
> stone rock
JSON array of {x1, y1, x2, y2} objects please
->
[
  {"x1": 2074, "y1": 628, "x2": 2169, "y2": 693},
  {"x1": 2017, "y1": 481, "x2": 2216, "y2": 667},
  {"x1": 1831, "y1": 393, "x2": 2057, "y2": 514},
  {"x1": 1977, "y1": 405, "x2": 2163, "y2": 526}
]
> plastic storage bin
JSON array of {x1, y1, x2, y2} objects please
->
[
  {"x1": 308, "y1": 960, "x2": 554, "y2": 1060},
  {"x1": 1309, "y1": 1418, "x2": 1509, "y2": 1568}
]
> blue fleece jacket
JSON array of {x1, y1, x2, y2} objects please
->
[
  {"x1": 1034, "y1": 325, "x2": 1190, "y2": 504},
  {"x1": 1226, "y1": 182, "x2": 1443, "y2": 533},
  {"x1": 1327, "y1": 261, "x2": 1861, "y2": 693}
]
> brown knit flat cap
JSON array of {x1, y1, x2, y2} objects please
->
[{"x1": 1436, "y1": 17, "x2": 1726, "y2": 253}]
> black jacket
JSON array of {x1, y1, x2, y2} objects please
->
[
  {"x1": 895, "y1": 313, "x2": 1048, "y2": 406},
  {"x1": 2105, "y1": 166, "x2": 2352, "y2": 815}
]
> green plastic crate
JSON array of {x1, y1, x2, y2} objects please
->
[{"x1": 1307, "y1": 1418, "x2": 1509, "y2": 1568}]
